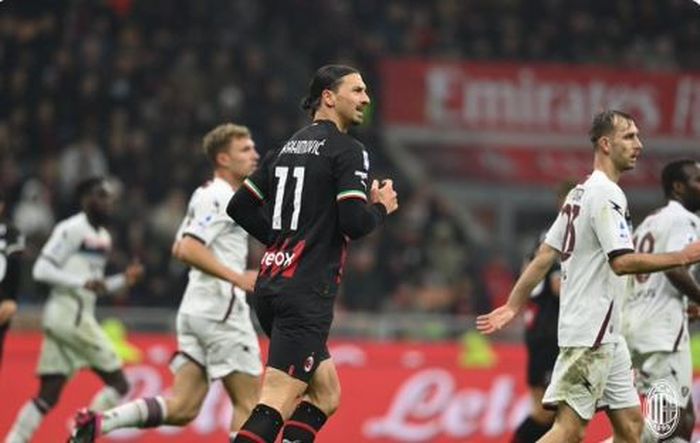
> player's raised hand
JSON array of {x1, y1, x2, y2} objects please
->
[
  {"x1": 234, "y1": 270, "x2": 258, "y2": 293},
  {"x1": 370, "y1": 179, "x2": 398, "y2": 214},
  {"x1": 125, "y1": 260, "x2": 145, "y2": 286},
  {"x1": 476, "y1": 304, "x2": 517, "y2": 334}
]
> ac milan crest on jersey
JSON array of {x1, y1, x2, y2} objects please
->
[{"x1": 304, "y1": 355, "x2": 315, "y2": 372}]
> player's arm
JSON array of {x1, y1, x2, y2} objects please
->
[
  {"x1": 334, "y1": 144, "x2": 397, "y2": 240},
  {"x1": 226, "y1": 186, "x2": 271, "y2": 246},
  {"x1": 102, "y1": 260, "x2": 144, "y2": 294},
  {"x1": 609, "y1": 249, "x2": 694, "y2": 275},
  {"x1": 337, "y1": 180, "x2": 391, "y2": 240},
  {"x1": 173, "y1": 235, "x2": 256, "y2": 292},
  {"x1": 476, "y1": 242, "x2": 559, "y2": 334},
  {"x1": 33, "y1": 254, "x2": 88, "y2": 288},
  {"x1": 227, "y1": 150, "x2": 273, "y2": 246},
  {"x1": 664, "y1": 267, "x2": 700, "y2": 304}
]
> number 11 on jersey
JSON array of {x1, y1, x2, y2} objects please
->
[{"x1": 273, "y1": 166, "x2": 305, "y2": 231}]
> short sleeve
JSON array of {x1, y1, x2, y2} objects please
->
[
  {"x1": 544, "y1": 211, "x2": 567, "y2": 253},
  {"x1": 334, "y1": 144, "x2": 369, "y2": 203},
  {"x1": 243, "y1": 150, "x2": 274, "y2": 202},
  {"x1": 591, "y1": 186, "x2": 634, "y2": 256},
  {"x1": 181, "y1": 192, "x2": 228, "y2": 245},
  {"x1": 664, "y1": 216, "x2": 699, "y2": 252},
  {"x1": 41, "y1": 224, "x2": 82, "y2": 267}
]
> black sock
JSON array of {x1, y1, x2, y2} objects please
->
[
  {"x1": 512, "y1": 416, "x2": 551, "y2": 443},
  {"x1": 281, "y1": 401, "x2": 328, "y2": 443},
  {"x1": 234, "y1": 404, "x2": 284, "y2": 443}
]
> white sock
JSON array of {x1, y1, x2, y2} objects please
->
[
  {"x1": 229, "y1": 432, "x2": 237, "y2": 442},
  {"x1": 101, "y1": 396, "x2": 167, "y2": 435},
  {"x1": 5, "y1": 400, "x2": 44, "y2": 443},
  {"x1": 89, "y1": 386, "x2": 124, "y2": 412}
]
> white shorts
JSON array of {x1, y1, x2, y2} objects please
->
[
  {"x1": 629, "y1": 347, "x2": 692, "y2": 406},
  {"x1": 38, "y1": 296, "x2": 121, "y2": 376},
  {"x1": 171, "y1": 312, "x2": 262, "y2": 380},
  {"x1": 543, "y1": 342, "x2": 639, "y2": 420}
]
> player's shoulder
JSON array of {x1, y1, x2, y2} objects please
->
[
  {"x1": 584, "y1": 172, "x2": 625, "y2": 201},
  {"x1": 56, "y1": 212, "x2": 88, "y2": 232}
]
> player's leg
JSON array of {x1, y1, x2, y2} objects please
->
[
  {"x1": 281, "y1": 357, "x2": 339, "y2": 443},
  {"x1": 215, "y1": 317, "x2": 263, "y2": 440},
  {"x1": 90, "y1": 367, "x2": 130, "y2": 411},
  {"x1": 675, "y1": 397, "x2": 695, "y2": 442},
  {"x1": 235, "y1": 293, "x2": 331, "y2": 443},
  {"x1": 601, "y1": 342, "x2": 642, "y2": 443},
  {"x1": 222, "y1": 371, "x2": 261, "y2": 439},
  {"x1": 71, "y1": 359, "x2": 211, "y2": 443},
  {"x1": 233, "y1": 366, "x2": 307, "y2": 443},
  {"x1": 512, "y1": 386, "x2": 556, "y2": 443},
  {"x1": 6, "y1": 328, "x2": 75, "y2": 443},
  {"x1": 513, "y1": 342, "x2": 557, "y2": 442},
  {"x1": 538, "y1": 403, "x2": 587, "y2": 443},
  {"x1": 606, "y1": 407, "x2": 643, "y2": 443},
  {"x1": 5, "y1": 373, "x2": 68, "y2": 443}
]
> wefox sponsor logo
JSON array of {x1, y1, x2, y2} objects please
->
[{"x1": 260, "y1": 239, "x2": 306, "y2": 278}]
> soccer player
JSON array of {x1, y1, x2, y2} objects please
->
[
  {"x1": 227, "y1": 65, "x2": 398, "y2": 443},
  {"x1": 623, "y1": 159, "x2": 700, "y2": 443},
  {"x1": 0, "y1": 190, "x2": 25, "y2": 367},
  {"x1": 69, "y1": 124, "x2": 263, "y2": 443},
  {"x1": 512, "y1": 181, "x2": 574, "y2": 443},
  {"x1": 4, "y1": 177, "x2": 143, "y2": 443},
  {"x1": 477, "y1": 110, "x2": 700, "y2": 443}
]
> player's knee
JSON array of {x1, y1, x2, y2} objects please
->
[
  {"x1": 167, "y1": 397, "x2": 202, "y2": 425},
  {"x1": 310, "y1": 384, "x2": 341, "y2": 417},
  {"x1": 615, "y1": 411, "x2": 643, "y2": 441}
]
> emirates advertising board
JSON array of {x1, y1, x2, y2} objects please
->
[
  {"x1": 380, "y1": 59, "x2": 700, "y2": 187},
  {"x1": 7, "y1": 333, "x2": 700, "y2": 442}
]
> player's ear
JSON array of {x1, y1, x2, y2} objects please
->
[
  {"x1": 321, "y1": 89, "x2": 335, "y2": 108},
  {"x1": 216, "y1": 151, "x2": 230, "y2": 168},
  {"x1": 598, "y1": 135, "x2": 611, "y2": 154}
]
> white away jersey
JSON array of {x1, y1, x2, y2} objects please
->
[
  {"x1": 544, "y1": 170, "x2": 634, "y2": 347},
  {"x1": 40, "y1": 212, "x2": 111, "y2": 312},
  {"x1": 176, "y1": 177, "x2": 249, "y2": 322},
  {"x1": 624, "y1": 200, "x2": 700, "y2": 353}
]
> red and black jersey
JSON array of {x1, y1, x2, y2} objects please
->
[{"x1": 234, "y1": 120, "x2": 383, "y2": 298}]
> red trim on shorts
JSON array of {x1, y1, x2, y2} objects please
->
[
  {"x1": 285, "y1": 420, "x2": 317, "y2": 435},
  {"x1": 237, "y1": 430, "x2": 266, "y2": 443},
  {"x1": 592, "y1": 301, "x2": 614, "y2": 349}
]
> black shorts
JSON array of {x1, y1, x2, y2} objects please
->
[
  {"x1": 525, "y1": 339, "x2": 558, "y2": 388},
  {"x1": 254, "y1": 292, "x2": 334, "y2": 383}
]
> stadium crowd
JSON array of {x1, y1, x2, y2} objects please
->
[{"x1": 1, "y1": 0, "x2": 697, "y2": 314}]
